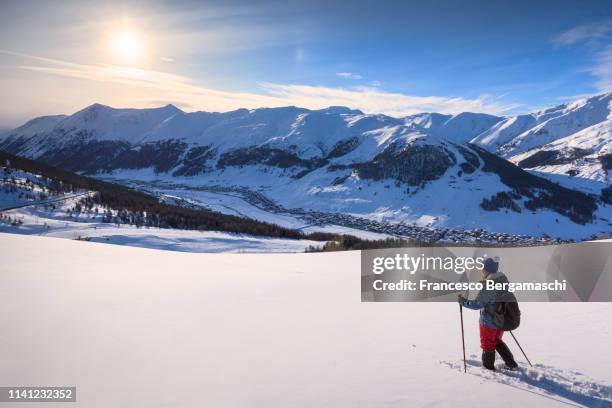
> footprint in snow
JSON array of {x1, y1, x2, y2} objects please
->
[{"x1": 440, "y1": 359, "x2": 612, "y2": 407}]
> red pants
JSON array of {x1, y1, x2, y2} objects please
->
[{"x1": 480, "y1": 324, "x2": 504, "y2": 352}]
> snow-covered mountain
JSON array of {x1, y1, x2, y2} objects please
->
[
  {"x1": 511, "y1": 119, "x2": 611, "y2": 184},
  {"x1": 471, "y1": 93, "x2": 612, "y2": 183},
  {"x1": 473, "y1": 93, "x2": 611, "y2": 154},
  {"x1": 3, "y1": 94, "x2": 610, "y2": 180},
  {"x1": 1, "y1": 95, "x2": 610, "y2": 241}
]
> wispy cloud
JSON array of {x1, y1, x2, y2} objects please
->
[
  {"x1": 592, "y1": 45, "x2": 612, "y2": 92},
  {"x1": 553, "y1": 19, "x2": 612, "y2": 46},
  {"x1": 261, "y1": 83, "x2": 520, "y2": 116},
  {"x1": 336, "y1": 72, "x2": 362, "y2": 80},
  {"x1": 2, "y1": 50, "x2": 519, "y2": 117},
  {"x1": 553, "y1": 19, "x2": 612, "y2": 93}
]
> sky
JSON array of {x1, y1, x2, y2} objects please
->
[{"x1": 0, "y1": 0, "x2": 611, "y2": 127}]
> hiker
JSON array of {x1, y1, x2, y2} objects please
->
[{"x1": 458, "y1": 257, "x2": 518, "y2": 371}]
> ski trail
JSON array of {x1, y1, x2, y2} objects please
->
[
  {"x1": 442, "y1": 358, "x2": 612, "y2": 408},
  {"x1": 0, "y1": 191, "x2": 92, "y2": 212}
]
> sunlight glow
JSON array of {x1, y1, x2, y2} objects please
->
[{"x1": 108, "y1": 26, "x2": 145, "y2": 65}]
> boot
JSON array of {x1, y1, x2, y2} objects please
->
[
  {"x1": 495, "y1": 341, "x2": 518, "y2": 369},
  {"x1": 482, "y1": 351, "x2": 496, "y2": 371}
]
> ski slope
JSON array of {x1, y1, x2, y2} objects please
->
[{"x1": 1, "y1": 233, "x2": 610, "y2": 407}]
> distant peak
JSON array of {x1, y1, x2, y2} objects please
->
[
  {"x1": 317, "y1": 106, "x2": 363, "y2": 115},
  {"x1": 590, "y1": 92, "x2": 612, "y2": 104},
  {"x1": 71, "y1": 103, "x2": 113, "y2": 119},
  {"x1": 85, "y1": 102, "x2": 111, "y2": 111},
  {"x1": 243, "y1": 106, "x2": 304, "y2": 115},
  {"x1": 159, "y1": 103, "x2": 183, "y2": 113},
  {"x1": 80, "y1": 103, "x2": 183, "y2": 114},
  {"x1": 449, "y1": 111, "x2": 502, "y2": 120}
]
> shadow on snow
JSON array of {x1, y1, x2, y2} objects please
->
[{"x1": 442, "y1": 357, "x2": 612, "y2": 408}]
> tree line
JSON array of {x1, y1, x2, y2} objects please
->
[{"x1": 0, "y1": 150, "x2": 346, "y2": 241}]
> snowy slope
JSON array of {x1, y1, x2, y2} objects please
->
[
  {"x1": 402, "y1": 111, "x2": 503, "y2": 142},
  {"x1": 473, "y1": 93, "x2": 612, "y2": 157},
  {"x1": 5, "y1": 114, "x2": 67, "y2": 138},
  {"x1": 0, "y1": 167, "x2": 68, "y2": 209},
  {"x1": 1, "y1": 233, "x2": 611, "y2": 407},
  {"x1": 59, "y1": 103, "x2": 183, "y2": 142},
  {"x1": 0, "y1": 203, "x2": 322, "y2": 253},
  {"x1": 434, "y1": 112, "x2": 503, "y2": 142},
  {"x1": 510, "y1": 119, "x2": 612, "y2": 184},
  {"x1": 0, "y1": 104, "x2": 183, "y2": 157},
  {"x1": 0, "y1": 165, "x2": 328, "y2": 253},
  {"x1": 0, "y1": 190, "x2": 382, "y2": 252}
]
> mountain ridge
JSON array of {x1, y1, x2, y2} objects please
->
[
  {"x1": 3, "y1": 93, "x2": 610, "y2": 183},
  {"x1": 1, "y1": 93, "x2": 610, "y2": 241}
]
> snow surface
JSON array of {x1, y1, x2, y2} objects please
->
[
  {"x1": 0, "y1": 198, "x2": 322, "y2": 253},
  {"x1": 473, "y1": 93, "x2": 612, "y2": 158},
  {"x1": 0, "y1": 168, "x2": 59, "y2": 209},
  {"x1": 1, "y1": 167, "x2": 392, "y2": 252},
  {"x1": 510, "y1": 119, "x2": 612, "y2": 184},
  {"x1": 0, "y1": 233, "x2": 611, "y2": 407}
]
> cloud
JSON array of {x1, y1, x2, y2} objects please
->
[
  {"x1": 2, "y1": 50, "x2": 519, "y2": 118},
  {"x1": 553, "y1": 19, "x2": 612, "y2": 46},
  {"x1": 553, "y1": 20, "x2": 612, "y2": 93},
  {"x1": 161, "y1": 57, "x2": 174, "y2": 62},
  {"x1": 592, "y1": 45, "x2": 612, "y2": 92},
  {"x1": 336, "y1": 72, "x2": 362, "y2": 80},
  {"x1": 261, "y1": 83, "x2": 520, "y2": 116}
]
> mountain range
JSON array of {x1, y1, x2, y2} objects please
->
[{"x1": 1, "y1": 93, "x2": 610, "y2": 241}]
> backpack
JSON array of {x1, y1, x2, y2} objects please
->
[{"x1": 492, "y1": 292, "x2": 521, "y2": 331}]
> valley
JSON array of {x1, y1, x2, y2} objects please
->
[{"x1": 1, "y1": 93, "x2": 610, "y2": 244}]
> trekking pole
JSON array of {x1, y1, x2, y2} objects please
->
[
  {"x1": 510, "y1": 331, "x2": 532, "y2": 367},
  {"x1": 460, "y1": 304, "x2": 467, "y2": 373}
]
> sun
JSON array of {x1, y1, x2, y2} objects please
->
[{"x1": 108, "y1": 26, "x2": 145, "y2": 65}]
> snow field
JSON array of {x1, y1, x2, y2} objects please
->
[{"x1": 1, "y1": 233, "x2": 610, "y2": 407}]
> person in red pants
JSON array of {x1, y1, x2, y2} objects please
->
[{"x1": 458, "y1": 257, "x2": 518, "y2": 371}]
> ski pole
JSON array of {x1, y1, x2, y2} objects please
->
[
  {"x1": 510, "y1": 331, "x2": 532, "y2": 367},
  {"x1": 460, "y1": 304, "x2": 467, "y2": 373}
]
